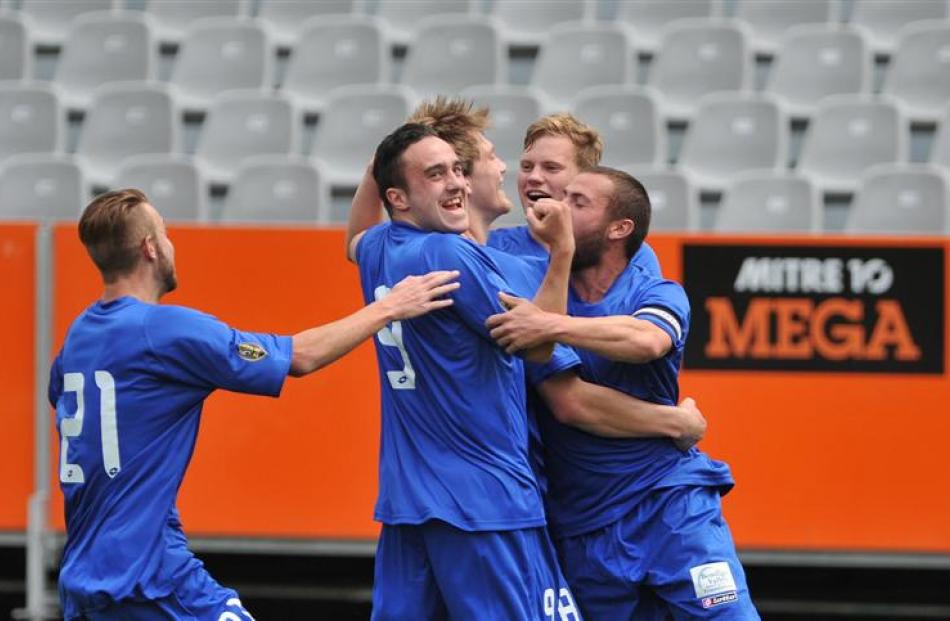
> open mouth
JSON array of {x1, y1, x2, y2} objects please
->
[
  {"x1": 442, "y1": 196, "x2": 464, "y2": 211},
  {"x1": 526, "y1": 190, "x2": 551, "y2": 202}
]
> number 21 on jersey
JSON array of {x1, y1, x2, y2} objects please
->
[
  {"x1": 59, "y1": 371, "x2": 121, "y2": 483},
  {"x1": 374, "y1": 285, "x2": 416, "y2": 390}
]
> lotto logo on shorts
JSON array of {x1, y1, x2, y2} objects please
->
[
  {"x1": 690, "y1": 561, "x2": 737, "y2": 598},
  {"x1": 702, "y1": 592, "x2": 739, "y2": 609}
]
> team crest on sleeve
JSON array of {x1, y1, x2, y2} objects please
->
[
  {"x1": 237, "y1": 342, "x2": 268, "y2": 362},
  {"x1": 690, "y1": 561, "x2": 739, "y2": 609}
]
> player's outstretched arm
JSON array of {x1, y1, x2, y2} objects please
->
[
  {"x1": 289, "y1": 270, "x2": 459, "y2": 376},
  {"x1": 538, "y1": 373, "x2": 706, "y2": 448},
  {"x1": 346, "y1": 161, "x2": 384, "y2": 263}
]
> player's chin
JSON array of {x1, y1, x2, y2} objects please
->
[{"x1": 443, "y1": 213, "x2": 470, "y2": 234}]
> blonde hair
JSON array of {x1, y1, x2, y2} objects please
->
[
  {"x1": 523, "y1": 112, "x2": 603, "y2": 169},
  {"x1": 408, "y1": 96, "x2": 490, "y2": 175},
  {"x1": 79, "y1": 189, "x2": 152, "y2": 282}
]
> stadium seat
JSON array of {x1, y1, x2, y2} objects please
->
[
  {"x1": 221, "y1": 155, "x2": 328, "y2": 223},
  {"x1": 401, "y1": 15, "x2": 503, "y2": 101},
  {"x1": 531, "y1": 21, "x2": 631, "y2": 111},
  {"x1": 0, "y1": 13, "x2": 30, "y2": 81},
  {"x1": 849, "y1": 0, "x2": 949, "y2": 56},
  {"x1": 932, "y1": 106, "x2": 950, "y2": 167},
  {"x1": 0, "y1": 82, "x2": 61, "y2": 163},
  {"x1": 113, "y1": 153, "x2": 208, "y2": 221},
  {"x1": 375, "y1": 0, "x2": 475, "y2": 49},
  {"x1": 633, "y1": 167, "x2": 699, "y2": 231},
  {"x1": 309, "y1": 84, "x2": 413, "y2": 188},
  {"x1": 846, "y1": 163, "x2": 948, "y2": 234},
  {"x1": 256, "y1": 0, "x2": 358, "y2": 50},
  {"x1": 650, "y1": 18, "x2": 752, "y2": 121},
  {"x1": 798, "y1": 94, "x2": 906, "y2": 194},
  {"x1": 491, "y1": 0, "x2": 590, "y2": 48},
  {"x1": 732, "y1": 0, "x2": 833, "y2": 57},
  {"x1": 766, "y1": 24, "x2": 870, "y2": 121},
  {"x1": 715, "y1": 170, "x2": 820, "y2": 233},
  {"x1": 282, "y1": 15, "x2": 386, "y2": 115},
  {"x1": 194, "y1": 90, "x2": 299, "y2": 186},
  {"x1": 881, "y1": 20, "x2": 950, "y2": 124},
  {"x1": 52, "y1": 11, "x2": 154, "y2": 111},
  {"x1": 169, "y1": 17, "x2": 274, "y2": 113},
  {"x1": 144, "y1": 0, "x2": 247, "y2": 47},
  {"x1": 572, "y1": 84, "x2": 662, "y2": 168},
  {"x1": 612, "y1": 0, "x2": 715, "y2": 56},
  {"x1": 19, "y1": 0, "x2": 114, "y2": 48},
  {"x1": 0, "y1": 153, "x2": 85, "y2": 220},
  {"x1": 75, "y1": 82, "x2": 178, "y2": 188},
  {"x1": 677, "y1": 92, "x2": 786, "y2": 193},
  {"x1": 461, "y1": 85, "x2": 547, "y2": 163}
]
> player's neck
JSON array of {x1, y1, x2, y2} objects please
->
[
  {"x1": 101, "y1": 273, "x2": 163, "y2": 305},
  {"x1": 466, "y1": 211, "x2": 492, "y2": 245},
  {"x1": 570, "y1": 250, "x2": 628, "y2": 304}
]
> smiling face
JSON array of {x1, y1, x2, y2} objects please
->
[
  {"x1": 389, "y1": 135, "x2": 469, "y2": 234},
  {"x1": 518, "y1": 135, "x2": 581, "y2": 211},
  {"x1": 468, "y1": 132, "x2": 513, "y2": 221}
]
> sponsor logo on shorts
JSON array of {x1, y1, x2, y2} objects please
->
[
  {"x1": 702, "y1": 592, "x2": 739, "y2": 609},
  {"x1": 690, "y1": 561, "x2": 738, "y2": 598},
  {"x1": 237, "y1": 342, "x2": 267, "y2": 362}
]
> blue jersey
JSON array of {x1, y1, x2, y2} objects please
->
[
  {"x1": 488, "y1": 225, "x2": 663, "y2": 277},
  {"x1": 48, "y1": 297, "x2": 291, "y2": 619},
  {"x1": 356, "y1": 222, "x2": 551, "y2": 531},
  {"x1": 537, "y1": 262, "x2": 734, "y2": 538}
]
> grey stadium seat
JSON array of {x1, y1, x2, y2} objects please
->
[
  {"x1": 221, "y1": 155, "x2": 328, "y2": 223},
  {"x1": 732, "y1": 0, "x2": 833, "y2": 57},
  {"x1": 613, "y1": 0, "x2": 715, "y2": 56},
  {"x1": 881, "y1": 20, "x2": 950, "y2": 124},
  {"x1": 846, "y1": 164, "x2": 949, "y2": 234},
  {"x1": 715, "y1": 170, "x2": 821, "y2": 233},
  {"x1": 491, "y1": 0, "x2": 590, "y2": 49},
  {"x1": 0, "y1": 82, "x2": 62, "y2": 163},
  {"x1": 282, "y1": 15, "x2": 386, "y2": 115},
  {"x1": 19, "y1": 0, "x2": 114, "y2": 48},
  {"x1": 798, "y1": 95, "x2": 906, "y2": 194},
  {"x1": 766, "y1": 25, "x2": 870, "y2": 121},
  {"x1": 401, "y1": 15, "x2": 503, "y2": 101},
  {"x1": 634, "y1": 168, "x2": 699, "y2": 231},
  {"x1": 75, "y1": 82, "x2": 178, "y2": 188},
  {"x1": 309, "y1": 84, "x2": 413, "y2": 188},
  {"x1": 113, "y1": 154, "x2": 208, "y2": 222},
  {"x1": 52, "y1": 12, "x2": 154, "y2": 111},
  {"x1": 572, "y1": 84, "x2": 662, "y2": 168},
  {"x1": 169, "y1": 17, "x2": 274, "y2": 113},
  {"x1": 194, "y1": 90, "x2": 300, "y2": 186},
  {"x1": 932, "y1": 106, "x2": 950, "y2": 167},
  {"x1": 375, "y1": 0, "x2": 475, "y2": 49},
  {"x1": 650, "y1": 18, "x2": 752, "y2": 121},
  {"x1": 0, "y1": 13, "x2": 31, "y2": 81},
  {"x1": 849, "y1": 0, "x2": 949, "y2": 56},
  {"x1": 0, "y1": 153, "x2": 85, "y2": 220},
  {"x1": 461, "y1": 85, "x2": 547, "y2": 163},
  {"x1": 531, "y1": 22, "x2": 631, "y2": 111},
  {"x1": 677, "y1": 92, "x2": 786, "y2": 193},
  {"x1": 257, "y1": 0, "x2": 359, "y2": 50},
  {"x1": 145, "y1": 0, "x2": 247, "y2": 47}
]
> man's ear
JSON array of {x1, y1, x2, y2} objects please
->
[
  {"x1": 608, "y1": 219, "x2": 634, "y2": 242},
  {"x1": 386, "y1": 187, "x2": 410, "y2": 213},
  {"x1": 141, "y1": 233, "x2": 158, "y2": 261}
]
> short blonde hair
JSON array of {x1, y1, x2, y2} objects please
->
[
  {"x1": 523, "y1": 113, "x2": 603, "y2": 169},
  {"x1": 408, "y1": 96, "x2": 490, "y2": 175}
]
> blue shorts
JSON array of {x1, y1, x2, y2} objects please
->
[
  {"x1": 78, "y1": 565, "x2": 253, "y2": 621},
  {"x1": 373, "y1": 519, "x2": 582, "y2": 621},
  {"x1": 557, "y1": 485, "x2": 759, "y2": 621}
]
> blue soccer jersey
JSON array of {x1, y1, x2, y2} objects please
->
[
  {"x1": 357, "y1": 221, "x2": 555, "y2": 531},
  {"x1": 537, "y1": 262, "x2": 734, "y2": 538},
  {"x1": 488, "y1": 225, "x2": 663, "y2": 277},
  {"x1": 48, "y1": 297, "x2": 291, "y2": 619}
]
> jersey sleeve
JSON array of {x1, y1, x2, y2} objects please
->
[
  {"x1": 524, "y1": 343, "x2": 581, "y2": 386},
  {"x1": 631, "y1": 279, "x2": 690, "y2": 351},
  {"x1": 143, "y1": 305, "x2": 293, "y2": 397},
  {"x1": 632, "y1": 241, "x2": 662, "y2": 278}
]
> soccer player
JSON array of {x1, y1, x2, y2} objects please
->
[
  {"x1": 350, "y1": 123, "x2": 582, "y2": 620},
  {"x1": 486, "y1": 167, "x2": 761, "y2": 620},
  {"x1": 49, "y1": 189, "x2": 460, "y2": 621}
]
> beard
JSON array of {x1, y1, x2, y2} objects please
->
[
  {"x1": 571, "y1": 227, "x2": 607, "y2": 272},
  {"x1": 155, "y1": 246, "x2": 178, "y2": 295}
]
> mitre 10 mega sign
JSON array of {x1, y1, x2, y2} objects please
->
[{"x1": 682, "y1": 244, "x2": 944, "y2": 373}]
